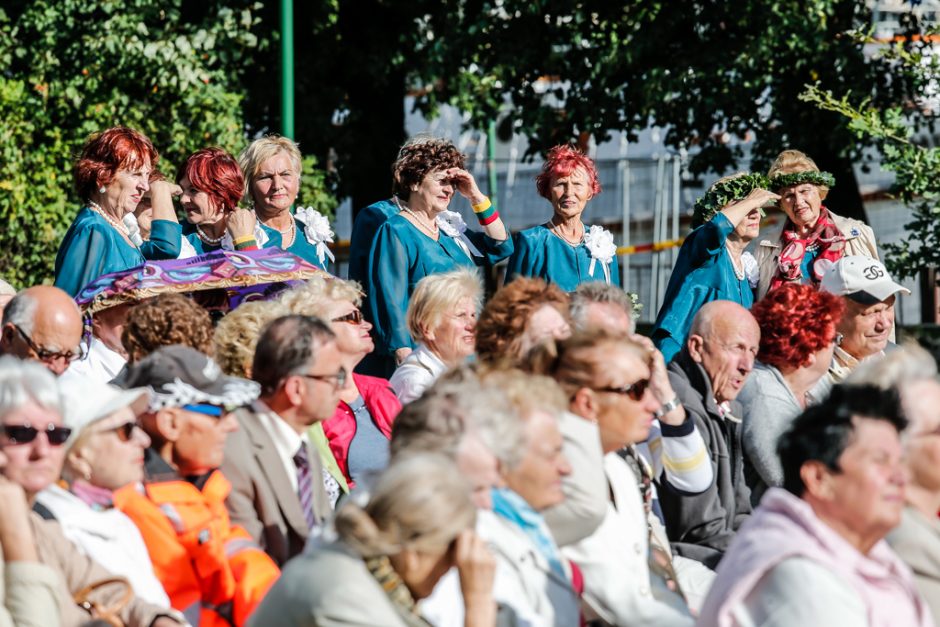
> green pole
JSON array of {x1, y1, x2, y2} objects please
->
[
  {"x1": 281, "y1": 0, "x2": 295, "y2": 139},
  {"x1": 487, "y1": 120, "x2": 498, "y2": 210}
]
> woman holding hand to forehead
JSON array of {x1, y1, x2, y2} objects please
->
[
  {"x1": 754, "y1": 149, "x2": 879, "y2": 299},
  {"x1": 507, "y1": 145, "x2": 620, "y2": 291},
  {"x1": 55, "y1": 126, "x2": 182, "y2": 297}
]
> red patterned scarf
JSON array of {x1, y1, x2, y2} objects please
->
[{"x1": 769, "y1": 206, "x2": 845, "y2": 292}]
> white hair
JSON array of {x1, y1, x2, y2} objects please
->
[
  {"x1": 1, "y1": 292, "x2": 38, "y2": 335},
  {"x1": 846, "y1": 341, "x2": 937, "y2": 390},
  {"x1": 0, "y1": 355, "x2": 62, "y2": 419}
]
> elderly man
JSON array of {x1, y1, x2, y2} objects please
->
[
  {"x1": 221, "y1": 315, "x2": 344, "y2": 566},
  {"x1": 60, "y1": 303, "x2": 131, "y2": 385},
  {"x1": 657, "y1": 300, "x2": 760, "y2": 568},
  {"x1": 819, "y1": 256, "x2": 910, "y2": 384},
  {"x1": 114, "y1": 345, "x2": 280, "y2": 626},
  {"x1": 392, "y1": 368, "x2": 581, "y2": 627},
  {"x1": 699, "y1": 384, "x2": 931, "y2": 627},
  {"x1": 0, "y1": 286, "x2": 84, "y2": 376},
  {"x1": 569, "y1": 281, "x2": 636, "y2": 334}
]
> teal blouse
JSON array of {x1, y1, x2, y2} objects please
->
[
  {"x1": 54, "y1": 207, "x2": 181, "y2": 297},
  {"x1": 505, "y1": 224, "x2": 622, "y2": 292},
  {"x1": 261, "y1": 215, "x2": 330, "y2": 272},
  {"x1": 181, "y1": 223, "x2": 222, "y2": 256},
  {"x1": 366, "y1": 213, "x2": 513, "y2": 356},
  {"x1": 651, "y1": 213, "x2": 753, "y2": 363},
  {"x1": 348, "y1": 199, "x2": 398, "y2": 286}
]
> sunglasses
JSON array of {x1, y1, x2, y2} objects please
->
[
  {"x1": 332, "y1": 310, "x2": 364, "y2": 325},
  {"x1": 593, "y1": 377, "x2": 652, "y2": 402},
  {"x1": 12, "y1": 324, "x2": 85, "y2": 364},
  {"x1": 1, "y1": 423, "x2": 72, "y2": 446},
  {"x1": 100, "y1": 421, "x2": 140, "y2": 443}
]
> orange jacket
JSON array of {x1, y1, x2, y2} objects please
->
[{"x1": 114, "y1": 466, "x2": 280, "y2": 626}]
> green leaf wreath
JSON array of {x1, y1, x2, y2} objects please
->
[
  {"x1": 691, "y1": 173, "x2": 770, "y2": 229},
  {"x1": 767, "y1": 171, "x2": 836, "y2": 192}
]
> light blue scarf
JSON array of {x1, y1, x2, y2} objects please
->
[{"x1": 490, "y1": 487, "x2": 567, "y2": 579}]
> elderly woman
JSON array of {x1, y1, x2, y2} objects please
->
[
  {"x1": 122, "y1": 293, "x2": 215, "y2": 364},
  {"x1": 364, "y1": 137, "x2": 513, "y2": 377},
  {"x1": 280, "y1": 277, "x2": 401, "y2": 491},
  {"x1": 35, "y1": 378, "x2": 169, "y2": 605},
  {"x1": 178, "y1": 147, "x2": 261, "y2": 256},
  {"x1": 700, "y1": 384, "x2": 930, "y2": 626},
  {"x1": 537, "y1": 331, "x2": 707, "y2": 624},
  {"x1": 55, "y1": 126, "x2": 182, "y2": 297},
  {"x1": 239, "y1": 135, "x2": 334, "y2": 270},
  {"x1": 652, "y1": 173, "x2": 778, "y2": 362},
  {"x1": 389, "y1": 268, "x2": 482, "y2": 404},
  {"x1": 213, "y1": 299, "x2": 290, "y2": 378},
  {"x1": 248, "y1": 453, "x2": 496, "y2": 627},
  {"x1": 754, "y1": 150, "x2": 879, "y2": 299},
  {"x1": 739, "y1": 283, "x2": 844, "y2": 501},
  {"x1": 506, "y1": 145, "x2": 619, "y2": 290},
  {"x1": 475, "y1": 277, "x2": 571, "y2": 368},
  {"x1": 845, "y1": 344, "x2": 940, "y2": 621},
  {"x1": 0, "y1": 356, "x2": 183, "y2": 626}
]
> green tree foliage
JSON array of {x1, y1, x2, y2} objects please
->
[
  {"x1": 0, "y1": 0, "x2": 335, "y2": 288},
  {"x1": 802, "y1": 24, "x2": 940, "y2": 279}
]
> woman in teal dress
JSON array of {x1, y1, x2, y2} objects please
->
[
  {"x1": 238, "y1": 135, "x2": 334, "y2": 271},
  {"x1": 365, "y1": 137, "x2": 513, "y2": 377},
  {"x1": 651, "y1": 173, "x2": 778, "y2": 362},
  {"x1": 177, "y1": 147, "x2": 261, "y2": 257},
  {"x1": 55, "y1": 127, "x2": 182, "y2": 298},
  {"x1": 506, "y1": 145, "x2": 620, "y2": 292}
]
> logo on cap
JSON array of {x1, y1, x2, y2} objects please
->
[{"x1": 863, "y1": 265, "x2": 884, "y2": 281}]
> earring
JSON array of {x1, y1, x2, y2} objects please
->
[{"x1": 98, "y1": 185, "x2": 107, "y2": 194}]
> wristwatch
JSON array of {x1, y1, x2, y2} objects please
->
[{"x1": 653, "y1": 396, "x2": 681, "y2": 419}]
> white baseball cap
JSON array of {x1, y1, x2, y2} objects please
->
[
  {"x1": 819, "y1": 256, "x2": 910, "y2": 304},
  {"x1": 58, "y1": 377, "x2": 150, "y2": 449}
]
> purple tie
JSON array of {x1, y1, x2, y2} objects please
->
[{"x1": 293, "y1": 445, "x2": 317, "y2": 530}]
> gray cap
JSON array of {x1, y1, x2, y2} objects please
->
[{"x1": 119, "y1": 345, "x2": 260, "y2": 412}]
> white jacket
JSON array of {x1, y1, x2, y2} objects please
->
[
  {"x1": 35, "y1": 484, "x2": 169, "y2": 606},
  {"x1": 389, "y1": 344, "x2": 447, "y2": 405}
]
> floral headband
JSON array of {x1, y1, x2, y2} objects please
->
[
  {"x1": 691, "y1": 173, "x2": 769, "y2": 229},
  {"x1": 768, "y1": 170, "x2": 836, "y2": 192}
]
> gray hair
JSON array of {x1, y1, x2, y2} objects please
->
[
  {"x1": 569, "y1": 282, "x2": 636, "y2": 333},
  {"x1": 1, "y1": 292, "x2": 38, "y2": 335},
  {"x1": 0, "y1": 279, "x2": 15, "y2": 297},
  {"x1": 252, "y1": 315, "x2": 337, "y2": 396},
  {"x1": 0, "y1": 356, "x2": 62, "y2": 419},
  {"x1": 389, "y1": 366, "x2": 525, "y2": 469},
  {"x1": 333, "y1": 453, "x2": 475, "y2": 557}
]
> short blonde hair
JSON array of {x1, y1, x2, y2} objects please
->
[
  {"x1": 238, "y1": 135, "x2": 303, "y2": 204},
  {"x1": 278, "y1": 276, "x2": 363, "y2": 319},
  {"x1": 333, "y1": 453, "x2": 475, "y2": 558},
  {"x1": 406, "y1": 268, "x2": 483, "y2": 344},
  {"x1": 767, "y1": 149, "x2": 829, "y2": 198},
  {"x1": 213, "y1": 300, "x2": 290, "y2": 377}
]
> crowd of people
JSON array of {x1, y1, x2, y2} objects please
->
[{"x1": 0, "y1": 126, "x2": 935, "y2": 627}]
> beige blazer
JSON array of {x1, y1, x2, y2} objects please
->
[
  {"x1": 248, "y1": 540, "x2": 426, "y2": 627},
  {"x1": 888, "y1": 507, "x2": 940, "y2": 623},
  {"x1": 753, "y1": 210, "x2": 879, "y2": 300},
  {"x1": 221, "y1": 405, "x2": 332, "y2": 567}
]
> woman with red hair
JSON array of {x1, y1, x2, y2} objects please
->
[
  {"x1": 506, "y1": 145, "x2": 619, "y2": 291},
  {"x1": 177, "y1": 147, "x2": 261, "y2": 257},
  {"x1": 738, "y1": 283, "x2": 845, "y2": 501},
  {"x1": 55, "y1": 127, "x2": 182, "y2": 297}
]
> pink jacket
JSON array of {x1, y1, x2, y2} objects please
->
[
  {"x1": 699, "y1": 488, "x2": 932, "y2": 627},
  {"x1": 321, "y1": 373, "x2": 401, "y2": 487}
]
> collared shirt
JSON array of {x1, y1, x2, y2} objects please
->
[
  {"x1": 253, "y1": 399, "x2": 308, "y2": 493},
  {"x1": 828, "y1": 346, "x2": 885, "y2": 385},
  {"x1": 60, "y1": 336, "x2": 126, "y2": 386},
  {"x1": 389, "y1": 343, "x2": 447, "y2": 405}
]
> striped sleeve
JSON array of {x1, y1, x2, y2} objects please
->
[{"x1": 640, "y1": 419, "x2": 712, "y2": 494}]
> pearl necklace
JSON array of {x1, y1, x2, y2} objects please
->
[
  {"x1": 394, "y1": 196, "x2": 439, "y2": 235},
  {"x1": 88, "y1": 201, "x2": 136, "y2": 245},
  {"x1": 729, "y1": 250, "x2": 746, "y2": 281},
  {"x1": 548, "y1": 218, "x2": 584, "y2": 246},
  {"x1": 267, "y1": 217, "x2": 295, "y2": 247},
  {"x1": 196, "y1": 224, "x2": 224, "y2": 245}
]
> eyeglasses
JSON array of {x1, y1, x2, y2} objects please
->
[
  {"x1": 593, "y1": 378, "x2": 652, "y2": 402},
  {"x1": 181, "y1": 403, "x2": 235, "y2": 419},
  {"x1": 332, "y1": 310, "x2": 364, "y2": 326},
  {"x1": 1, "y1": 423, "x2": 72, "y2": 446},
  {"x1": 12, "y1": 324, "x2": 85, "y2": 364},
  {"x1": 98, "y1": 421, "x2": 140, "y2": 442},
  {"x1": 299, "y1": 367, "x2": 348, "y2": 390}
]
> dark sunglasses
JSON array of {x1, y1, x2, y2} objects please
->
[
  {"x1": 1, "y1": 423, "x2": 72, "y2": 446},
  {"x1": 332, "y1": 310, "x2": 364, "y2": 325},
  {"x1": 593, "y1": 377, "x2": 652, "y2": 402},
  {"x1": 100, "y1": 421, "x2": 140, "y2": 443},
  {"x1": 12, "y1": 324, "x2": 85, "y2": 363}
]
